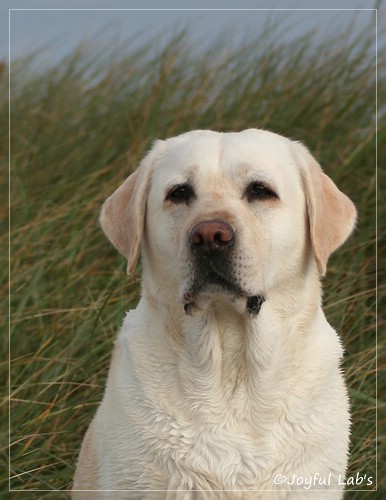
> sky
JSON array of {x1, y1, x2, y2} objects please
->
[{"x1": 1, "y1": 0, "x2": 381, "y2": 68}]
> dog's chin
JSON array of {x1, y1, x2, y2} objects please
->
[{"x1": 181, "y1": 276, "x2": 264, "y2": 316}]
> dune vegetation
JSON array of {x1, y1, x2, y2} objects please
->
[{"x1": 3, "y1": 18, "x2": 383, "y2": 498}]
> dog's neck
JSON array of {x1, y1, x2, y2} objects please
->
[
  {"x1": 137, "y1": 269, "x2": 323, "y2": 421},
  {"x1": 141, "y1": 261, "x2": 322, "y2": 389},
  {"x1": 134, "y1": 257, "x2": 329, "y2": 423}
]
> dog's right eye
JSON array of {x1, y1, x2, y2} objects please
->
[{"x1": 167, "y1": 184, "x2": 194, "y2": 204}]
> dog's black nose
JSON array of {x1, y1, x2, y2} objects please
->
[{"x1": 189, "y1": 220, "x2": 235, "y2": 254}]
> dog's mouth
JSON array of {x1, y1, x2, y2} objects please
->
[
  {"x1": 186, "y1": 258, "x2": 241, "y2": 295},
  {"x1": 182, "y1": 260, "x2": 265, "y2": 316}
]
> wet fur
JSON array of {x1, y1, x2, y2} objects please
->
[{"x1": 73, "y1": 129, "x2": 356, "y2": 499}]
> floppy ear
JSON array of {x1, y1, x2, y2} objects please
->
[
  {"x1": 294, "y1": 143, "x2": 357, "y2": 276},
  {"x1": 100, "y1": 140, "x2": 165, "y2": 274}
]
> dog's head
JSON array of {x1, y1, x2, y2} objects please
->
[{"x1": 100, "y1": 129, "x2": 356, "y2": 313}]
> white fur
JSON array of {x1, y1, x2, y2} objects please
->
[{"x1": 73, "y1": 129, "x2": 356, "y2": 499}]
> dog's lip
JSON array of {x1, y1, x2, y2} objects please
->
[
  {"x1": 182, "y1": 257, "x2": 258, "y2": 305},
  {"x1": 182, "y1": 276, "x2": 249, "y2": 303},
  {"x1": 200, "y1": 264, "x2": 244, "y2": 295},
  {"x1": 209, "y1": 277, "x2": 244, "y2": 298}
]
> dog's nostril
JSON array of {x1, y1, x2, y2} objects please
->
[
  {"x1": 189, "y1": 220, "x2": 235, "y2": 253},
  {"x1": 191, "y1": 232, "x2": 204, "y2": 247},
  {"x1": 214, "y1": 230, "x2": 232, "y2": 245}
]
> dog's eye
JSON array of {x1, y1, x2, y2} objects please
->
[
  {"x1": 245, "y1": 182, "x2": 277, "y2": 202},
  {"x1": 167, "y1": 184, "x2": 195, "y2": 204}
]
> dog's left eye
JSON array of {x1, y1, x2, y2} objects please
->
[
  {"x1": 167, "y1": 184, "x2": 195, "y2": 204},
  {"x1": 245, "y1": 182, "x2": 278, "y2": 202}
]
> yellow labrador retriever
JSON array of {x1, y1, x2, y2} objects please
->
[{"x1": 73, "y1": 129, "x2": 356, "y2": 499}]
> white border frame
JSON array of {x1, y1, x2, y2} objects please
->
[{"x1": 8, "y1": 6, "x2": 378, "y2": 494}]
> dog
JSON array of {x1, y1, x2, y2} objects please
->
[{"x1": 73, "y1": 129, "x2": 357, "y2": 499}]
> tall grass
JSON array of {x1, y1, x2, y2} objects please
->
[{"x1": 3, "y1": 20, "x2": 383, "y2": 498}]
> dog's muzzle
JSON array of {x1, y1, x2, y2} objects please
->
[
  {"x1": 183, "y1": 220, "x2": 265, "y2": 315},
  {"x1": 188, "y1": 219, "x2": 237, "y2": 291}
]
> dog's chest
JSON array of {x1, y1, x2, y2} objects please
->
[
  {"x1": 151, "y1": 416, "x2": 267, "y2": 489},
  {"x1": 117, "y1": 314, "x2": 325, "y2": 490},
  {"x1": 139, "y1": 393, "x2": 285, "y2": 491}
]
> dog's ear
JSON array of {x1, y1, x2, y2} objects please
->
[
  {"x1": 100, "y1": 140, "x2": 165, "y2": 274},
  {"x1": 294, "y1": 142, "x2": 357, "y2": 276}
]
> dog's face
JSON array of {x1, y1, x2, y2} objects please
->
[
  {"x1": 145, "y1": 130, "x2": 309, "y2": 308},
  {"x1": 100, "y1": 129, "x2": 356, "y2": 313}
]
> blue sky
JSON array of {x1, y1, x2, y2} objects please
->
[{"x1": 2, "y1": 0, "x2": 380, "y2": 67}]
